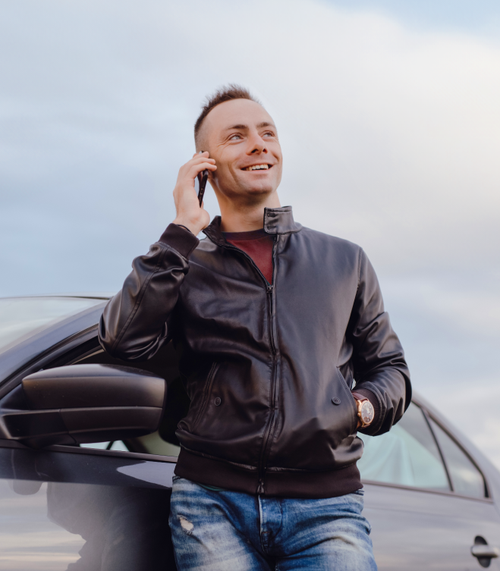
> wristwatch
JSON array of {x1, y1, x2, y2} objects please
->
[{"x1": 354, "y1": 397, "x2": 375, "y2": 429}]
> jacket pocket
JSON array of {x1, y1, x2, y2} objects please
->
[
  {"x1": 332, "y1": 367, "x2": 358, "y2": 437},
  {"x1": 190, "y1": 361, "x2": 220, "y2": 432}
]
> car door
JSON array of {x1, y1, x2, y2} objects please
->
[
  {"x1": 0, "y1": 310, "x2": 181, "y2": 571},
  {"x1": 0, "y1": 442, "x2": 176, "y2": 570},
  {"x1": 360, "y1": 401, "x2": 500, "y2": 570}
]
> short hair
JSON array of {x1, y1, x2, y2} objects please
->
[{"x1": 194, "y1": 84, "x2": 261, "y2": 145}]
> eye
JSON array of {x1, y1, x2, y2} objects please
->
[
  {"x1": 229, "y1": 133, "x2": 242, "y2": 141},
  {"x1": 263, "y1": 131, "x2": 275, "y2": 138}
]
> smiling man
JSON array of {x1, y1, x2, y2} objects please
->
[
  {"x1": 99, "y1": 85, "x2": 411, "y2": 570},
  {"x1": 174, "y1": 92, "x2": 283, "y2": 235}
]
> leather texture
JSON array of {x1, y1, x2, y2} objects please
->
[{"x1": 99, "y1": 207, "x2": 410, "y2": 481}]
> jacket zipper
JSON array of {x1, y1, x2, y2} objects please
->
[
  {"x1": 255, "y1": 279, "x2": 277, "y2": 496},
  {"x1": 213, "y1": 237, "x2": 280, "y2": 496},
  {"x1": 257, "y1": 237, "x2": 279, "y2": 494}
]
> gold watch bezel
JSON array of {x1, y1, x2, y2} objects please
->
[{"x1": 356, "y1": 398, "x2": 374, "y2": 428}]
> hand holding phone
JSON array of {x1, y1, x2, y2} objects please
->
[
  {"x1": 173, "y1": 151, "x2": 215, "y2": 235},
  {"x1": 196, "y1": 164, "x2": 209, "y2": 207}
]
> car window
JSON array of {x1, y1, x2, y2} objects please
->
[
  {"x1": 427, "y1": 417, "x2": 486, "y2": 498},
  {"x1": 358, "y1": 402, "x2": 450, "y2": 491},
  {"x1": 80, "y1": 441, "x2": 130, "y2": 452},
  {"x1": 0, "y1": 297, "x2": 104, "y2": 352},
  {"x1": 81, "y1": 434, "x2": 181, "y2": 457}
]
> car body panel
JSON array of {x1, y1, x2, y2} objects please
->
[
  {"x1": 0, "y1": 441, "x2": 176, "y2": 570},
  {"x1": 365, "y1": 482, "x2": 500, "y2": 570}
]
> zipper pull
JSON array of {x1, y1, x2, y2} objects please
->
[
  {"x1": 266, "y1": 284, "x2": 274, "y2": 294},
  {"x1": 257, "y1": 479, "x2": 265, "y2": 495}
]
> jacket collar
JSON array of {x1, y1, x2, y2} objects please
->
[{"x1": 203, "y1": 206, "x2": 302, "y2": 245}]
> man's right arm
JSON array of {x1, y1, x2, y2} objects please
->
[
  {"x1": 98, "y1": 224, "x2": 199, "y2": 361},
  {"x1": 98, "y1": 152, "x2": 216, "y2": 361}
]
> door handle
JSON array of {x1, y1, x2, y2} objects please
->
[{"x1": 471, "y1": 544, "x2": 500, "y2": 559}]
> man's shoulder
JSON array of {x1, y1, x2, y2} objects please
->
[
  {"x1": 297, "y1": 226, "x2": 363, "y2": 255},
  {"x1": 194, "y1": 235, "x2": 218, "y2": 252}
]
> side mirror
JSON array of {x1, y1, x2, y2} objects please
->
[{"x1": 0, "y1": 364, "x2": 166, "y2": 449}]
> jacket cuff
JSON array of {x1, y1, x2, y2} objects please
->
[
  {"x1": 352, "y1": 388, "x2": 380, "y2": 427},
  {"x1": 159, "y1": 224, "x2": 200, "y2": 258}
]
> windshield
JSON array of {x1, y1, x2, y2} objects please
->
[{"x1": 0, "y1": 297, "x2": 106, "y2": 352}]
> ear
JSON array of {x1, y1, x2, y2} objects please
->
[{"x1": 195, "y1": 124, "x2": 209, "y2": 155}]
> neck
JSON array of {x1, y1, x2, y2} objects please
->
[{"x1": 218, "y1": 193, "x2": 281, "y2": 232}]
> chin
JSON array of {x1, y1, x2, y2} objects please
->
[
  {"x1": 244, "y1": 186, "x2": 276, "y2": 199},
  {"x1": 245, "y1": 178, "x2": 279, "y2": 194}
]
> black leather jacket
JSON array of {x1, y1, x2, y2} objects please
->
[{"x1": 99, "y1": 206, "x2": 411, "y2": 497}]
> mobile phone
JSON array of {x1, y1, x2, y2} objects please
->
[{"x1": 197, "y1": 151, "x2": 209, "y2": 207}]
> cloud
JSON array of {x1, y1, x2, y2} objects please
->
[
  {"x1": 424, "y1": 381, "x2": 500, "y2": 471},
  {"x1": 1, "y1": 0, "x2": 499, "y2": 462},
  {"x1": 3, "y1": 0, "x2": 499, "y2": 275},
  {"x1": 324, "y1": 0, "x2": 500, "y2": 36}
]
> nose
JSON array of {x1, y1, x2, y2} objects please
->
[{"x1": 248, "y1": 132, "x2": 267, "y2": 154}]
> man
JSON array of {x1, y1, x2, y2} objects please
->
[{"x1": 99, "y1": 85, "x2": 411, "y2": 570}]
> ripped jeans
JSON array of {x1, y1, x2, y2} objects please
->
[{"x1": 168, "y1": 476, "x2": 377, "y2": 571}]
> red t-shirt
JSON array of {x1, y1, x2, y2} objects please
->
[{"x1": 223, "y1": 229, "x2": 274, "y2": 284}]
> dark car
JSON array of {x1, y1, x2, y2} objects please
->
[{"x1": 0, "y1": 295, "x2": 499, "y2": 570}]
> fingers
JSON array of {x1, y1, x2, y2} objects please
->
[
  {"x1": 175, "y1": 155, "x2": 216, "y2": 191},
  {"x1": 188, "y1": 152, "x2": 217, "y2": 177},
  {"x1": 191, "y1": 151, "x2": 216, "y2": 168},
  {"x1": 175, "y1": 156, "x2": 216, "y2": 191},
  {"x1": 171, "y1": 153, "x2": 215, "y2": 236}
]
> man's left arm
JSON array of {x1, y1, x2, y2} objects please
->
[{"x1": 348, "y1": 248, "x2": 411, "y2": 436}]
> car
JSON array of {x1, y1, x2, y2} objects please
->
[{"x1": 0, "y1": 294, "x2": 499, "y2": 570}]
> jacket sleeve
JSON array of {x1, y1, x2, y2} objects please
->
[
  {"x1": 348, "y1": 248, "x2": 411, "y2": 436},
  {"x1": 98, "y1": 224, "x2": 199, "y2": 361}
]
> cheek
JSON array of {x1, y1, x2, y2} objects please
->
[
  {"x1": 272, "y1": 160, "x2": 283, "y2": 176},
  {"x1": 213, "y1": 164, "x2": 238, "y2": 186},
  {"x1": 224, "y1": 164, "x2": 241, "y2": 180}
]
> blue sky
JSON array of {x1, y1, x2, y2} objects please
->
[
  {"x1": 328, "y1": 0, "x2": 500, "y2": 33},
  {"x1": 1, "y1": 0, "x2": 499, "y2": 465}
]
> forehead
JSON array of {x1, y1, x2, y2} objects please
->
[{"x1": 203, "y1": 99, "x2": 275, "y2": 138}]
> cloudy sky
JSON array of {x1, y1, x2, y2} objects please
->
[{"x1": 1, "y1": 0, "x2": 500, "y2": 465}]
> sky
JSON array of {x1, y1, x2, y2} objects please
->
[{"x1": 1, "y1": 1, "x2": 500, "y2": 465}]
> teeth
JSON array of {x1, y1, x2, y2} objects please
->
[{"x1": 246, "y1": 164, "x2": 269, "y2": 171}]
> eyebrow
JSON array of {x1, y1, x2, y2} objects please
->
[{"x1": 224, "y1": 121, "x2": 275, "y2": 132}]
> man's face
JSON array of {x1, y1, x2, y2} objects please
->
[{"x1": 201, "y1": 99, "x2": 283, "y2": 202}]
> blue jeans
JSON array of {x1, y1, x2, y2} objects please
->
[{"x1": 169, "y1": 476, "x2": 377, "y2": 570}]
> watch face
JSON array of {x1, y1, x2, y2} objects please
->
[{"x1": 360, "y1": 400, "x2": 374, "y2": 425}]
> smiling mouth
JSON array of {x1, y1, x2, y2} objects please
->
[{"x1": 242, "y1": 164, "x2": 271, "y2": 171}]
